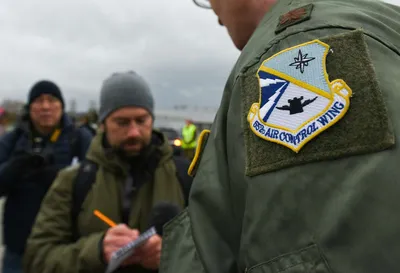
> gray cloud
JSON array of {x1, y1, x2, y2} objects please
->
[
  {"x1": 0, "y1": 0, "x2": 398, "y2": 111},
  {"x1": 0, "y1": 0, "x2": 239, "y2": 111}
]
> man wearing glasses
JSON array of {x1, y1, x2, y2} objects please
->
[{"x1": 160, "y1": 0, "x2": 400, "y2": 273}]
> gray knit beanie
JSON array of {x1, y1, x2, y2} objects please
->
[{"x1": 99, "y1": 71, "x2": 154, "y2": 122}]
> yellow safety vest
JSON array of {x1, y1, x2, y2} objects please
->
[{"x1": 181, "y1": 124, "x2": 197, "y2": 149}]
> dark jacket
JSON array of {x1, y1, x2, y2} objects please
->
[{"x1": 0, "y1": 114, "x2": 93, "y2": 254}]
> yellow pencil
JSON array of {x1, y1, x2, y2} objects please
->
[{"x1": 94, "y1": 210, "x2": 117, "y2": 227}]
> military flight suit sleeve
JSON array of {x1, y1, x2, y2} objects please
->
[
  {"x1": 229, "y1": 29, "x2": 400, "y2": 273},
  {"x1": 161, "y1": 27, "x2": 400, "y2": 273},
  {"x1": 23, "y1": 166, "x2": 106, "y2": 273},
  {"x1": 160, "y1": 209, "x2": 206, "y2": 273}
]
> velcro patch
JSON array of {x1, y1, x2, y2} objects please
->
[{"x1": 242, "y1": 30, "x2": 395, "y2": 176}]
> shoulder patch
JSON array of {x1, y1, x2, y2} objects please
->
[
  {"x1": 241, "y1": 30, "x2": 395, "y2": 176},
  {"x1": 275, "y1": 4, "x2": 314, "y2": 34},
  {"x1": 247, "y1": 39, "x2": 352, "y2": 152},
  {"x1": 188, "y1": 129, "x2": 210, "y2": 177}
]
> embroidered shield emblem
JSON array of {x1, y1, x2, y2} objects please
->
[{"x1": 247, "y1": 40, "x2": 352, "y2": 152}]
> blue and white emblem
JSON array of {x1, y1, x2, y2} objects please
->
[{"x1": 247, "y1": 40, "x2": 352, "y2": 152}]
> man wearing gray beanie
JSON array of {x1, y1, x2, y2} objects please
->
[
  {"x1": 24, "y1": 71, "x2": 193, "y2": 273},
  {"x1": 98, "y1": 71, "x2": 155, "y2": 157},
  {"x1": 99, "y1": 71, "x2": 154, "y2": 124}
]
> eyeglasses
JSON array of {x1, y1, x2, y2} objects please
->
[{"x1": 192, "y1": 0, "x2": 211, "y2": 9}]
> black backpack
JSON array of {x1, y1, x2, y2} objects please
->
[{"x1": 70, "y1": 156, "x2": 192, "y2": 239}]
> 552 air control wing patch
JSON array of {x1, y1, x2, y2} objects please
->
[{"x1": 247, "y1": 40, "x2": 352, "y2": 153}]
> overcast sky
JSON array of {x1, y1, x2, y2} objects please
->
[{"x1": 0, "y1": 0, "x2": 399, "y2": 111}]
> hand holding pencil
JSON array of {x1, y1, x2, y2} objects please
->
[
  {"x1": 93, "y1": 207, "x2": 166, "y2": 271},
  {"x1": 94, "y1": 210, "x2": 141, "y2": 265}
]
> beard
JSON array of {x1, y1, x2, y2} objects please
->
[{"x1": 113, "y1": 137, "x2": 149, "y2": 160}]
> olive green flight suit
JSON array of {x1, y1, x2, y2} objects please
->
[{"x1": 160, "y1": 0, "x2": 400, "y2": 273}]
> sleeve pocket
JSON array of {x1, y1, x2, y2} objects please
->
[
  {"x1": 160, "y1": 208, "x2": 205, "y2": 273},
  {"x1": 248, "y1": 244, "x2": 332, "y2": 273}
]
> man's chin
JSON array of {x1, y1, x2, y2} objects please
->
[
  {"x1": 115, "y1": 149, "x2": 141, "y2": 161},
  {"x1": 122, "y1": 146, "x2": 143, "y2": 157},
  {"x1": 124, "y1": 150, "x2": 141, "y2": 157},
  {"x1": 39, "y1": 122, "x2": 57, "y2": 128}
]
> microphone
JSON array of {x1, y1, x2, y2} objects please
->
[
  {"x1": 105, "y1": 202, "x2": 181, "y2": 273},
  {"x1": 148, "y1": 201, "x2": 181, "y2": 236}
]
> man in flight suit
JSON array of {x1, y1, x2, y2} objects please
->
[{"x1": 159, "y1": 0, "x2": 400, "y2": 273}]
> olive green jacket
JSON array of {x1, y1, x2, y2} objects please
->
[
  {"x1": 160, "y1": 1, "x2": 400, "y2": 273},
  {"x1": 23, "y1": 131, "x2": 185, "y2": 273}
]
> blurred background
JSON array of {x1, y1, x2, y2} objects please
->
[{"x1": 0, "y1": 0, "x2": 398, "y2": 267}]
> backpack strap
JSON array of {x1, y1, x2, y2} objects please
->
[
  {"x1": 71, "y1": 159, "x2": 98, "y2": 241},
  {"x1": 172, "y1": 155, "x2": 193, "y2": 206}
]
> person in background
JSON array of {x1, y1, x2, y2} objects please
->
[
  {"x1": 0, "y1": 80, "x2": 93, "y2": 273},
  {"x1": 181, "y1": 119, "x2": 197, "y2": 161},
  {"x1": 78, "y1": 113, "x2": 97, "y2": 135},
  {"x1": 0, "y1": 109, "x2": 11, "y2": 136},
  {"x1": 23, "y1": 71, "x2": 193, "y2": 273}
]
